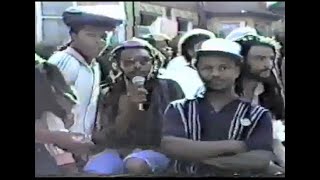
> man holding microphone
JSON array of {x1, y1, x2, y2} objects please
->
[{"x1": 86, "y1": 38, "x2": 184, "y2": 176}]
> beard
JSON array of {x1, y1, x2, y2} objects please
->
[{"x1": 243, "y1": 64, "x2": 274, "y2": 84}]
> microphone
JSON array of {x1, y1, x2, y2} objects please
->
[{"x1": 132, "y1": 76, "x2": 146, "y2": 111}]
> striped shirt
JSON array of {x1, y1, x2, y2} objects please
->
[{"x1": 163, "y1": 98, "x2": 273, "y2": 175}]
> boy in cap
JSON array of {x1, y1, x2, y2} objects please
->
[
  {"x1": 85, "y1": 38, "x2": 184, "y2": 176},
  {"x1": 44, "y1": 6, "x2": 122, "y2": 174},
  {"x1": 161, "y1": 38, "x2": 274, "y2": 176},
  {"x1": 226, "y1": 27, "x2": 285, "y2": 169},
  {"x1": 159, "y1": 29, "x2": 216, "y2": 99}
]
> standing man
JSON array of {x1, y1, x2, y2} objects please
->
[
  {"x1": 45, "y1": 6, "x2": 122, "y2": 174},
  {"x1": 161, "y1": 38, "x2": 274, "y2": 176},
  {"x1": 158, "y1": 29, "x2": 216, "y2": 99}
]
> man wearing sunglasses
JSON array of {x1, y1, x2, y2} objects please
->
[{"x1": 86, "y1": 39, "x2": 184, "y2": 176}]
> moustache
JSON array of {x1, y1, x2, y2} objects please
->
[{"x1": 245, "y1": 70, "x2": 274, "y2": 84}]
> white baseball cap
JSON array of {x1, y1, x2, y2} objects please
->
[
  {"x1": 225, "y1": 27, "x2": 258, "y2": 42},
  {"x1": 177, "y1": 29, "x2": 216, "y2": 55},
  {"x1": 196, "y1": 38, "x2": 243, "y2": 60}
]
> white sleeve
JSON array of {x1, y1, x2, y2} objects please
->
[{"x1": 47, "y1": 52, "x2": 80, "y2": 85}]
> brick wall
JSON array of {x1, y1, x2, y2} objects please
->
[{"x1": 208, "y1": 17, "x2": 254, "y2": 35}]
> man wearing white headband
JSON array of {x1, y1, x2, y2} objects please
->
[
  {"x1": 158, "y1": 29, "x2": 216, "y2": 99},
  {"x1": 85, "y1": 39, "x2": 184, "y2": 176},
  {"x1": 161, "y1": 38, "x2": 274, "y2": 176},
  {"x1": 44, "y1": 6, "x2": 123, "y2": 174}
]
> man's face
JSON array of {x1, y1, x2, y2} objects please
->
[
  {"x1": 155, "y1": 41, "x2": 173, "y2": 59},
  {"x1": 246, "y1": 45, "x2": 275, "y2": 78},
  {"x1": 187, "y1": 36, "x2": 210, "y2": 58},
  {"x1": 197, "y1": 54, "x2": 240, "y2": 91},
  {"x1": 72, "y1": 25, "x2": 111, "y2": 59},
  {"x1": 119, "y1": 48, "x2": 152, "y2": 80}
]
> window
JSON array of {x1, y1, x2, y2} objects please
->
[
  {"x1": 136, "y1": 26, "x2": 151, "y2": 37},
  {"x1": 140, "y1": 13, "x2": 158, "y2": 26},
  {"x1": 36, "y1": 2, "x2": 76, "y2": 46},
  {"x1": 42, "y1": 18, "x2": 70, "y2": 45},
  {"x1": 41, "y1": 2, "x2": 73, "y2": 16},
  {"x1": 219, "y1": 22, "x2": 241, "y2": 38},
  {"x1": 177, "y1": 18, "x2": 189, "y2": 32},
  {"x1": 137, "y1": 13, "x2": 158, "y2": 37}
]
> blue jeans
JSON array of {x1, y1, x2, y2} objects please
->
[{"x1": 83, "y1": 149, "x2": 170, "y2": 175}]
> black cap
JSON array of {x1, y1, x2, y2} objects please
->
[{"x1": 62, "y1": 6, "x2": 123, "y2": 29}]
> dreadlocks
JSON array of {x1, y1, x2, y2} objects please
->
[
  {"x1": 234, "y1": 35, "x2": 285, "y2": 120},
  {"x1": 93, "y1": 38, "x2": 185, "y2": 149}
]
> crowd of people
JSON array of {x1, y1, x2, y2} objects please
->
[{"x1": 35, "y1": 6, "x2": 285, "y2": 177}]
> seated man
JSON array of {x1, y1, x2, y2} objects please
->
[
  {"x1": 161, "y1": 38, "x2": 274, "y2": 176},
  {"x1": 86, "y1": 38, "x2": 184, "y2": 175}
]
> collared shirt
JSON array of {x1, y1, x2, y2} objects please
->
[
  {"x1": 163, "y1": 98, "x2": 273, "y2": 175},
  {"x1": 163, "y1": 98, "x2": 273, "y2": 151},
  {"x1": 158, "y1": 56, "x2": 204, "y2": 99}
]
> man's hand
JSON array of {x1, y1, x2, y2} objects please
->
[
  {"x1": 63, "y1": 113, "x2": 75, "y2": 129},
  {"x1": 126, "y1": 82, "x2": 148, "y2": 104},
  {"x1": 53, "y1": 131, "x2": 95, "y2": 154}
]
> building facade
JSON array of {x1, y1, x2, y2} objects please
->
[
  {"x1": 35, "y1": 2, "x2": 283, "y2": 46},
  {"x1": 130, "y1": 2, "x2": 281, "y2": 38},
  {"x1": 35, "y1": 1, "x2": 125, "y2": 46}
]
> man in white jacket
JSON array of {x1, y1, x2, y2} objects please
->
[
  {"x1": 44, "y1": 6, "x2": 122, "y2": 174},
  {"x1": 158, "y1": 29, "x2": 216, "y2": 99}
]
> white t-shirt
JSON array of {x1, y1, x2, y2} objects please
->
[{"x1": 158, "y1": 56, "x2": 204, "y2": 99}]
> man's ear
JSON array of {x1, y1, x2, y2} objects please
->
[{"x1": 187, "y1": 48, "x2": 193, "y2": 55}]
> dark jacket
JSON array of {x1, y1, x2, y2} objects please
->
[{"x1": 92, "y1": 78, "x2": 184, "y2": 150}]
